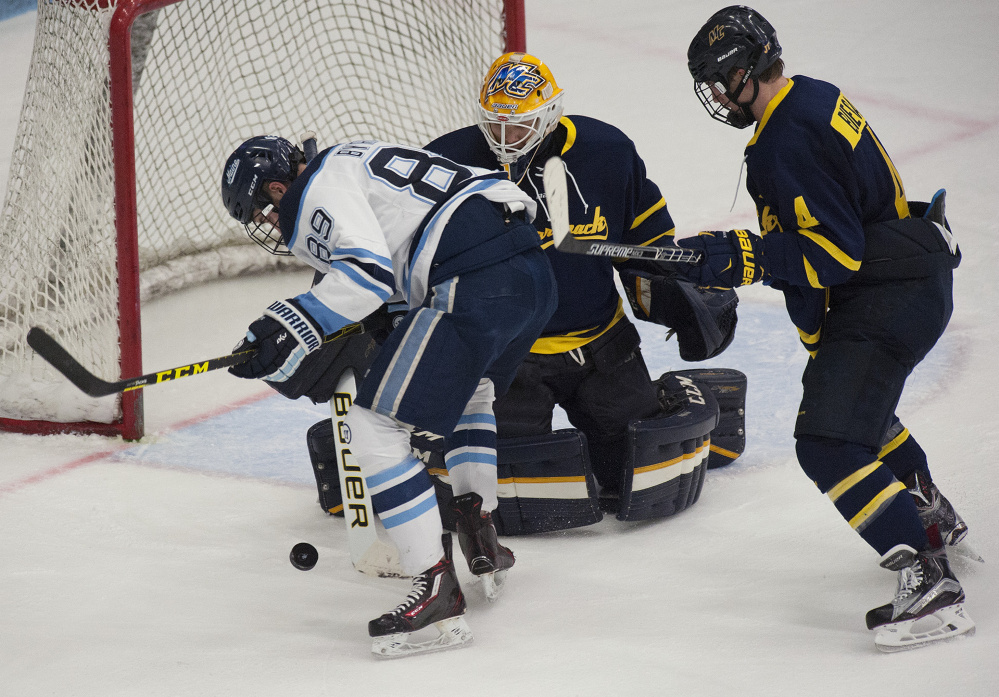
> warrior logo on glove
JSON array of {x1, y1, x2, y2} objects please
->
[{"x1": 229, "y1": 298, "x2": 323, "y2": 383}]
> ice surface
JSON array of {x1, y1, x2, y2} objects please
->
[{"x1": 1, "y1": 1, "x2": 997, "y2": 694}]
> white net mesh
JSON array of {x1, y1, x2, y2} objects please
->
[{"x1": 0, "y1": 0, "x2": 508, "y2": 426}]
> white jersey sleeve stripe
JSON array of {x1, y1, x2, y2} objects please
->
[
  {"x1": 295, "y1": 292, "x2": 355, "y2": 335},
  {"x1": 300, "y1": 264, "x2": 391, "y2": 333},
  {"x1": 333, "y1": 245, "x2": 393, "y2": 270},
  {"x1": 329, "y1": 259, "x2": 394, "y2": 299}
]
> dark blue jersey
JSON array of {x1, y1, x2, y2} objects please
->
[
  {"x1": 426, "y1": 116, "x2": 675, "y2": 353},
  {"x1": 745, "y1": 76, "x2": 910, "y2": 352}
]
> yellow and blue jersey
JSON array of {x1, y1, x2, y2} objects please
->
[
  {"x1": 426, "y1": 115, "x2": 675, "y2": 354},
  {"x1": 745, "y1": 76, "x2": 909, "y2": 353}
]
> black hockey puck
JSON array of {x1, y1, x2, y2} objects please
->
[{"x1": 290, "y1": 542, "x2": 318, "y2": 571}]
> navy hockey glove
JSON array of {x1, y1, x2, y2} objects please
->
[
  {"x1": 675, "y1": 229, "x2": 764, "y2": 288},
  {"x1": 229, "y1": 299, "x2": 323, "y2": 382},
  {"x1": 365, "y1": 301, "x2": 410, "y2": 345}
]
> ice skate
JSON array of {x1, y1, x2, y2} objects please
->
[
  {"x1": 368, "y1": 534, "x2": 472, "y2": 658},
  {"x1": 451, "y1": 492, "x2": 515, "y2": 602},
  {"x1": 906, "y1": 472, "x2": 982, "y2": 562},
  {"x1": 866, "y1": 545, "x2": 975, "y2": 652}
]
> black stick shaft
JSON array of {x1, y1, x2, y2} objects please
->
[{"x1": 26, "y1": 321, "x2": 364, "y2": 398}]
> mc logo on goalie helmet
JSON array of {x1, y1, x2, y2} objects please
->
[{"x1": 484, "y1": 61, "x2": 547, "y2": 101}]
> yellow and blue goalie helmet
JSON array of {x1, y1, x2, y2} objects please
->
[{"x1": 477, "y1": 52, "x2": 564, "y2": 164}]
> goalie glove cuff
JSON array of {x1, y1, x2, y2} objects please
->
[{"x1": 620, "y1": 270, "x2": 738, "y2": 361}]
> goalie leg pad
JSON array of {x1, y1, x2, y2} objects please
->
[
  {"x1": 432, "y1": 430, "x2": 603, "y2": 536},
  {"x1": 496, "y1": 430, "x2": 603, "y2": 535},
  {"x1": 670, "y1": 368, "x2": 747, "y2": 469},
  {"x1": 307, "y1": 418, "x2": 344, "y2": 516},
  {"x1": 617, "y1": 374, "x2": 718, "y2": 522}
]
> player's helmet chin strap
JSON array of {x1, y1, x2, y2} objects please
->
[
  {"x1": 507, "y1": 130, "x2": 556, "y2": 183},
  {"x1": 724, "y1": 74, "x2": 759, "y2": 129},
  {"x1": 693, "y1": 65, "x2": 761, "y2": 130}
]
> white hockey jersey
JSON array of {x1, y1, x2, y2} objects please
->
[{"x1": 277, "y1": 140, "x2": 537, "y2": 336}]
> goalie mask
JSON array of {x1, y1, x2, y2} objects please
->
[
  {"x1": 477, "y1": 52, "x2": 564, "y2": 166},
  {"x1": 220, "y1": 135, "x2": 306, "y2": 255},
  {"x1": 687, "y1": 5, "x2": 781, "y2": 129}
]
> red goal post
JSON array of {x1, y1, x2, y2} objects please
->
[{"x1": 0, "y1": 0, "x2": 526, "y2": 440}]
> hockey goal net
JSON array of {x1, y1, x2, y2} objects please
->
[{"x1": 0, "y1": 0, "x2": 524, "y2": 439}]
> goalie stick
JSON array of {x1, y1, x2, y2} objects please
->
[
  {"x1": 26, "y1": 321, "x2": 367, "y2": 398},
  {"x1": 542, "y1": 156, "x2": 703, "y2": 264}
]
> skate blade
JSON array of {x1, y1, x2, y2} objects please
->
[
  {"x1": 480, "y1": 569, "x2": 509, "y2": 602},
  {"x1": 371, "y1": 616, "x2": 473, "y2": 659},
  {"x1": 952, "y1": 538, "x2": 985, "y2": 564},
  {"x1": 873, "y1": 603, "x2": 976, "y2": 653}
]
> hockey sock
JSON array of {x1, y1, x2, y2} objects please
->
[
  {"x1": 796, "y1": 436, "x2": 929, "y2": 555},
  {"x1": 445, "y1": 379, "x2": 499, "y2": 511},
  {"x1": 346, "y1": 406, "x2": 444, "y2": 574},
  {"x1": 877, "y1": 422, "x2": 931, "y2": 484}
]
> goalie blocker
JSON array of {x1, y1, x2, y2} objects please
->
[{"x1": 308, "y1": 368, "x2": 745, "y2": 530}]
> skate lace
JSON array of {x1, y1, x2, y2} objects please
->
[
  {"x1": 894, "y1": 564, "x2": 924, "y2": 603},
  {"x1": 391, "y1": 574, "x2": 430, "y2": 615}
]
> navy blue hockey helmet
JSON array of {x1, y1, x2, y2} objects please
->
[
  {"x1": 220, "y1": 135, "x2": 305, "y2": 255},
  {"x1": 687, "y1": 5, "x2": 782, "y2": 129}
]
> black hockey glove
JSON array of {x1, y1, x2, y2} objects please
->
[
  {"x1": 364, "y1": 300, "x2": 410, "y2": 345},
  {"x1": 229, "y1": 298, "x2": 323, "y2": 382},
  {"x1": 675, "y1": 229, "x2": 764, "y2": 288}
]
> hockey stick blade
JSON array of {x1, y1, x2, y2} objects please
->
[
  {"x1": 542, "y1": 155, "x2": 703, "y2": 264},
  {"x1": 26, "y1": 321, "x2": 366, "y2": 398}
]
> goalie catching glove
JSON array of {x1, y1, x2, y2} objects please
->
[
  {"x1": 229, "y1": 299, "x2": 323, "y2": 382},
  {"x1": 675, "y1": 229, "x2": 765, "y2": 288},
  {"x1": 619, "y1": 269, "x2": 738, "y2": 361}
]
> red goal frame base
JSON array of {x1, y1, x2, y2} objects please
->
[{"x1": 0, "y1": 392, "x2": 144, "y2": 440}]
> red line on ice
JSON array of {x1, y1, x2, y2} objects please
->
[{"x1": 0, "y1": 389, "x2": 275, "y2": 497}]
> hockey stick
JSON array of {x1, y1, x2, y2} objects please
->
[
  {"x1": 542, "y1": 156, "x2": 703, "y2": 264},
  {"x1": 26, "y1": 321, "x2": 366, "y2": 398},
  {"x1": 329, "y1": 369, "x2": 406, "y2": 578},
  {"x1": 300, "y1": 130, "x2": 318, "y2": 162}
]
